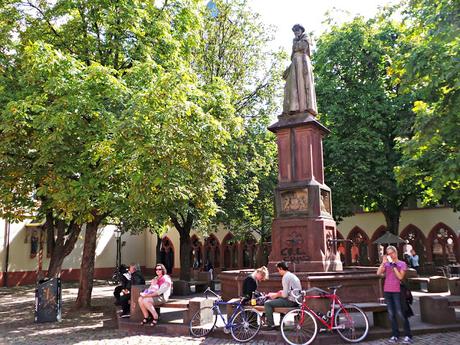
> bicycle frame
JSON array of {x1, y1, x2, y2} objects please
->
[
  {"x1": 298, "y1": 290, "x2": 350, "y2": 331},
  {"x1": 205, "y1": 289, "x2": 251, "y2": 331}
]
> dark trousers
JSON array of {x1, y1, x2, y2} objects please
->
[
  {"x1": 384, "y1": 291, "x2": 412, "y2": 338},
  {"x1": 113, "y1": 286, "x2": 123, "y2": 303},
  {"x1": 120, "y1": 293, "x2": 131, "y2": 314}
]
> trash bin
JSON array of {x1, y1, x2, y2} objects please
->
[{"x1": 34, "y1": 277, "x2": 62, "y2": 323}]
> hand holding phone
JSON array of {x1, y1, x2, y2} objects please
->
[{"x1": 386, "y1": 255, "x2": 393, "y2": 263}]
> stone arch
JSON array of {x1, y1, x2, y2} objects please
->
[
  {"x1": 222, "y1": 233, "x2": 238, "y2": 269},
  {"x1": 399, "y1": 224, "x2": 427, "y2": 266},
  {"x1": 190, "y1": 235, "x2": 203, "y2": 270},
  {"x1": 336, "y1": 230, "x2": 346, "y2": 265},
  {"x1": 204, "y1": 234, "x2": 221, "y2": 268},
  {"x1": 242, "y1": 235, "x2": 257, "y2": 269},
  {"x1": 346, "y1": 227, "x2": 370, "y2": 266},
  {"x1": 427, "y1": 223, "x2": 459, "y2": 265},
  {"x1": 159, "y1": 236, "x2": 175, "y2": 274},
  {"x1": 370, "y1": 226, "x2": 387, "y2": 264}
]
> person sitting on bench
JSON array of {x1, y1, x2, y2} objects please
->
[
  {"x1": 119, "y1": 263, "x2": 145, "y2": 318},
  {"x1": 242, "y1": 266, "x2": 269, "y2": 304},
  {"x1": 263, "y1": 261, "x2": 301, "y2": 330},
  {"x1": 138, "y1": 263, "x2": 172, "y2": 326}
]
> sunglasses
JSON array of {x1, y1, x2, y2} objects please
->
[{"x1": 155, "y1": 268, "x2": 163, "y2": 271}]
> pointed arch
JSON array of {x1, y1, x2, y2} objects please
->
[
  {"x1": 336, "y1": 229, "x2": 346, "y2": 265},
  {"x1": 427, "y1": 223, "x2": 459, "y2": 265},
  {"x1": 204, "y1": 234, "x2": 221, "y2": 268},
  {"x1": 346, "y1": 227, "x2": 370, "y2": 266},
  {"x1": 370, "y1": 226, "x2": 387, "y2": 264},
  {"x1": 399, "y1": 224, "x2": 426, "y2": 266},
  {"x1": 190, "y1": 234, "x2": 203, "y2": 270},
  {"x1": 222, "y1": 233, "x2": 238, "y2": 269},
  {"x1": 159, "y1": 236, "x2": 175, "y2": 274},
  {"x1": 242, "y1": 235, "x2": 257, "y2": 269}
]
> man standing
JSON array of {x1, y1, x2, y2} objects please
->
[
  {"x1": 263, "y1": 261, "x2": 301, "y2": 330},
  {"x1": 119, "y1": 263, "x2": 145, "y2": 318}
]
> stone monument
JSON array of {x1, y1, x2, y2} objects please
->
[
  {"x1": 220, "y1": 24, "x2": 382, "y2": 303},
  {"x1": 267, "y1": 23, "x2": 341, "y2": 273}
]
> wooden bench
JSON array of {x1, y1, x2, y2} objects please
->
[
  {"x1": 225, "y1": 298, "x2": 389, "y2": 328},
  {"x1": 420, "y1": 295, "x2": 460, "y2": 324},
  {"x1": 129, "y1": 285, "x2": 212, "y2": 323}
]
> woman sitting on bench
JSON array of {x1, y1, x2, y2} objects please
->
[
  {"x1": 138, "y1": 263, "x2": 172, "y2": 326},
  {"x1": 242, "y1": 266, "x2": 269, "y2": 303}
]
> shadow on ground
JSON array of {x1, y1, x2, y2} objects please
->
[{"x1": 0, "y1": 282, "x2": 132, "y2": 345}]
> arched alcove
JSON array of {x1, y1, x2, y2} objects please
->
[
  {"x1": 427, "y1": 223, "x2": 459, "y2": 265},
  {"x1": 204, "y1": 234, "x2": 221, "y2": 268},
  {"x1": 347, "y1": 227, "x2": 370, "y2": 266},
  {"x1": 370, "y1": 226, "x2": 387, "y2": 264},
  {"x1": 159, "y1": 236, "x2": 175, "y2": 274},
  {"x1": 190, "y1": 235, "x2": 203, "y2": 270},
  {"x1": 399, "y1": 224, "x2": 426, "y2": 266}
]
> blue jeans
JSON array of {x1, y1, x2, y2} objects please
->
[{"x1": 384, "y1": 291, "x2": 412, "y2": 338}]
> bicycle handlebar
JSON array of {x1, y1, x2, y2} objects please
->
[
  {"x1": 204, "y1": 287, "x2": 221, "y2": 300},
  {"x1": 290, "y1": 289, "x2": 305, "y2": 305}
]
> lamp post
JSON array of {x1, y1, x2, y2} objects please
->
[{"x1": 114, "y1": 228, "x2": 122, "y2": 269}]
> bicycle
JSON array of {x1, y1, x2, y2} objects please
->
[
  {"x1": 280, "y1": 285, "x2": 369, "y2": 345},
  {"x1": 189, "y1": 287, "x2": 261, "y2": 343}
]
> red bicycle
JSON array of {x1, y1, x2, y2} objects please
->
[{"x1": 280, "y1": 285, "x2": 369, "y2": 345}]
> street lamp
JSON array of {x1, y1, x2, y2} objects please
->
[{"x1": 114, "y1": 228, "x2": 122, "y2": 269}]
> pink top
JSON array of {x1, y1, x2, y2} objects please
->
[{"x1": 383, "y1": 261, "x2": 407, "y2": 292}]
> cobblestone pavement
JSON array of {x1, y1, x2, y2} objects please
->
[{"x1": 1, "y1": 283, "x2": 459, "y2": 345}]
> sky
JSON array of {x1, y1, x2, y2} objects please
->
[{"x1": 248, "y1": 0, "x2": 398, "y2": 53}]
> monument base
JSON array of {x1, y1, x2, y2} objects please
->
[{"x1": 219, "y1": 268, "x2": 382, "y2": 304}]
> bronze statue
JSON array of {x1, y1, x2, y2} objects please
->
[{"x1": 283, "y1": 24, "x2": 317, "y2": 115}]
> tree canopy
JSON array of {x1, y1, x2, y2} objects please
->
[
  {"x1": 314, "y1": 15, "x2": 418, "y2": 234},
  {"x1": 397, "y1": 0, "x2": 460, "y2": 210}
]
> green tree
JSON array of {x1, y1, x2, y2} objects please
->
[
  {"x1": 314, "y1": 16, "x2": 418, "y2": 234},
  {"x1": 197, "y1": 0, "x2": 282, "y2": 250},
  {"x1": 397, "y1": 0, "x2": 460, "y2": 209},
  {"x1": 0, "y1": 0, "x2": 232, "y2": 306}
]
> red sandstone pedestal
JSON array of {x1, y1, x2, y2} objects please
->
[
  {"x1": 219, "y1": 112, "x2": 382, "y2": 303},
  {"x1": 267, "y1": 112, "x2": 342, "y2": 272}
]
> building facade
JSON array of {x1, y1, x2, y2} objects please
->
[{"x1": 1, "y1": 207, "x2": 459, "y2": 286}]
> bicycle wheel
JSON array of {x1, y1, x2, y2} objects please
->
[
  {"x1": 335, "y1": 304, "x2": 369, "y2": 343},
  {"x1": 230, "y1": 308, "x2": 261, "y2": 343},
  {"x1": 280, "y1": 309, "x2": 318, "y2": 345},
  {"x1": 189, "y1": 306, "x2": 217, "y2": 338}
]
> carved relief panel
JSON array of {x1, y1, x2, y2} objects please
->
[{"x1": 280, "y1": 189, "x2": 308, "y2": 214}]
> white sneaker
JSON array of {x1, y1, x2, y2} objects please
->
[
  {"x1": 388, "y1": 336, "x2": 398, "y2": 343},
  {"x1": 402, "y1": 336, "x2": 413, "y2": 344}
]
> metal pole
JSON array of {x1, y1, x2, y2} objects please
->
[
  {"x1": 117, "y1": 236, "x2": 121, "y2": 268},
  {"x1": 3, "y1": 221, "x2": 10, "y2": 287}
]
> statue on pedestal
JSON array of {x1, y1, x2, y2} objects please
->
[{"x1": 283, "y1": 24, "x2": 317, "y2": 116}]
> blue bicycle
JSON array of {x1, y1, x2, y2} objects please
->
[{"x1": 189, "y1": 288, "x2": 261, "y2": 342}]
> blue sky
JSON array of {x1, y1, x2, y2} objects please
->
[{"x1": 249, "y1": 0, "x2": 398, "y2": 53}]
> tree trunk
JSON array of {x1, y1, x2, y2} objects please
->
[
  {"x1": 75, "y1": 215, "x2": 104, "y2": 309},
  {"x1": 382, "y1": 207, "x2": 402, "y2": 235},
  {"x1": 156, "y1": 233, "x2": 162, "y2": 264},
  {"x1": 179, "y1": 230, "x2": 191, "y2": 281},
  {"x1": 170, "y1": 211, "x2": 194, "y2": 282},
  {"x1": 45, "y1": 214, "x2": 82, "y2": 278}
]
